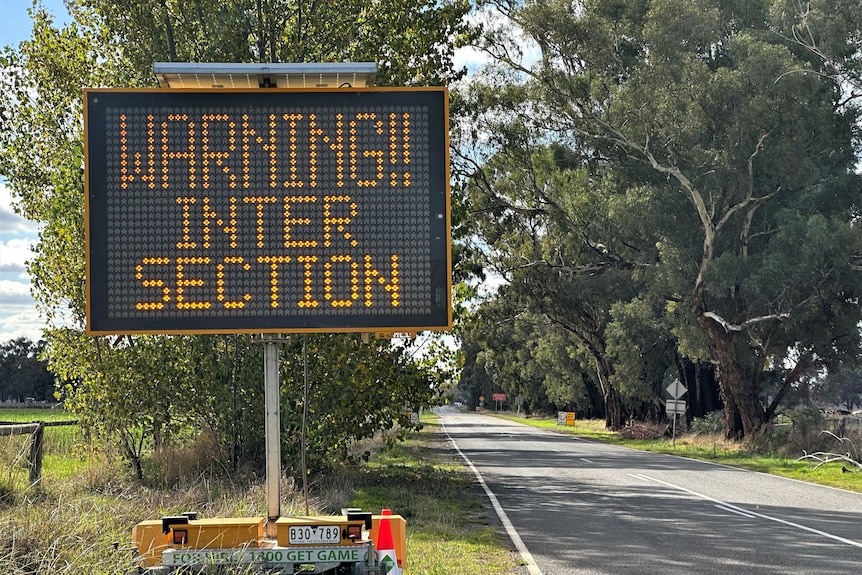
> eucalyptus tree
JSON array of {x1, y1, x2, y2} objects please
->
[
  {"x1": 457, "y1": 338, "x2": 496, "y2": 410},
  {"x1": 0, "y1": 0, "x2": 474, "y2": 474},
  {"x1": 772, "y1": 0, "x2": 862, "y2": 96},
  {"x1": 454, "y1": 79, "x2": 656, "y2": 427},
  {"x1": 462, "y1": 0, "x2": 862, "y2": 437},
  {"x1": 461, "y1": 297, "x2": 559, "y2": 415},
  {"x1": 75, "y1": 0, "x2": 475, "y2": 86}
]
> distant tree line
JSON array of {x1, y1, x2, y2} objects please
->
[{"x1": 0, "y1": 337, "x2": 55, "y2": 403}]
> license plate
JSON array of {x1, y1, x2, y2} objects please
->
[{"x1": 288, "y1": 525, "x2": 341, "y2": 544}]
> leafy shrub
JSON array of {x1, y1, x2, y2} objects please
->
[
  {"x1": 749, "y1": 405, "x2": 830, "y2": 455},
  {"x1": 690, "y1": 410, "x2": 724, "y2": 435}
]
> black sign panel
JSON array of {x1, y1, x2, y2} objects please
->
[{"x1": 84, "y1": 88, "x2": 450, "y2": 334}]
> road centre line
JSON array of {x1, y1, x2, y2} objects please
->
[
  {"x1": 631, "y1": 473, "x2": 862, "y2": 549},
  {"x1": 580, "y1": 458, "x2": 594, "y2": 464},
  {"x1": 441, "y1": 421, "x2": 544, "y2": 575}
]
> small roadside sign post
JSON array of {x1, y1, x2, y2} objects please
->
[
  {"x1": 556, "y1": 411, "x2": 576, "y2": 426},
  {"x1": 666, "y1": 379, "x2": 688, "y2": 447},
  {"x1": 492, "y1": 393, "x2": 507, "y2": 411},
  {"x1": 666, "y1": 379, "x2": 687, "y2": 401},
  {"x1": 666, "y1": 399, "x2": 687, "y2": 415}
]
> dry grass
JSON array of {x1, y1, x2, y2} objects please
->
[
  {"x1": 0, "y1": 415, "x2": 522, "y2": 574},
  {"x1": 618, "y1": 421, "x2": 666, "y2": 440},
  {"x1": 0, "y1": 450, "x2": 325, "y2": 574},
  {"x1": 0, "y1": 425, "x2": 325, "y2": 575}
]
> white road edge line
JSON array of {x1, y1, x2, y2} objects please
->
[
  {"x1": 714, "y1": 504, "x2": 756, "y2": 519},
  {"x1": 636, "y1": 473, "x2": 862, "y2": 549},
  {"x1": 441, "y1": 420, "x2": 544, "y2": 575}
]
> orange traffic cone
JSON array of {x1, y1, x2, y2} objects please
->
[{"x1": 376, "y1": 509, "x2": 401, "y2": 575}]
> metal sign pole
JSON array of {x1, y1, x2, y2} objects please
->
[
  {"x1": 302, "y1": 335, "x2": 310, "y2": 515},
  {"x1": 672, "y1": 412, "x2": 677, "y2": 447},
  {"x1": 263, "y1": 336, "x2": 281, "y2": 537}
]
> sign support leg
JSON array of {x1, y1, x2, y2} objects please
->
[{"x1": 264, "y1": 337, "x2": 281, "y2": 537}]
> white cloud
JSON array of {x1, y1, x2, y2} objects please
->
[
  {"x1": 0, "y1": 280, "x2": 42, "y2": 341},
  {"x1": 0, "y1": 182, "x2": 37, "y2": 278},
  {"x1": 0, "y1": 237, "x2": 34, "y2": 273},
  {"x1": 453, "y1": 5, "x2": 541, "y2": 75},
  {"x1": 454, "y1": 45, "x2": 492, "y2": 73},
  {"x1": 0, "y1": 183, "x2": 39, "y2": 235},
  {"x1": 0, "y1": 306, "x2": 44, "y2": 342},
  {"x1": 0, "y1": 279, "x2": 33, "y2": 304},
  {"x1": 0, "y1": 182, "x2": 43, "y2": 341}
]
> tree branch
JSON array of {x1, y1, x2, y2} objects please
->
[{"x1": 702, "y1": 310, "x2": 790, "y2": 333}]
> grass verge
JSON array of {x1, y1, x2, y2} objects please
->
[
  {"x1": 493, "y1": 413, "x2": 862, "y2": 493},
  {"x1": 343, "y1": 416, "x2": 522, "y2": 575},
  {"x1": 1, "y1": 411, "x2": 521, "y2": 574}
]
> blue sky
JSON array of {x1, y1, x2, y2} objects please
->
[{"x1": 0, "y1": 0, "x2": 70, "y2": 342}]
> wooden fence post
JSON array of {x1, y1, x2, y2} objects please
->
[
  {"x1": 1, "y1": 420, "x2": 76, "y2": 486},
  {"x1": 28, "y1": 422, "x2": 45, "y2": 485}
]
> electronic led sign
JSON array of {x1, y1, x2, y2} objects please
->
[{"x1": 84, "y1": 88, "x2": 450, "y2": 334}]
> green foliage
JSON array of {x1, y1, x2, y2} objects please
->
[
  {"x1": 689, "y1": 410, "x2": 725, "y2": 435},
  {"x1": 460, "y1": 303, "x2": 560, "y2": 414},
  {"x1": 814, "y1": 370, "x2": 862, "y2": 411},
  {"x1": 771, "y1": 0, "x2": 862, "y2": 91},
  {"x1": 455, "y1": 338, "x2": 496, "y2": 410},
  {"x1": 279, "y1": 335, "x2": 437, "y2": 473},
  {"x1": 787, "y1": 405, "x2": 828, "y2": 437},
  {"x1": 457, "y1": 0, "x2": 862, "y2": 438},
  {"x1": 453, "y1": 119, "x2": 648, "y2": 424},
  {"x1": 748, "y1": 405, "x2": 830, "y2": 456},
  {"x1": 74, "y1": 0, "x2": 478, "y2": 86},
  {"x1": 606, "y1": 298, "x2": 675, "y2": 402},
  {"x1": 0, "y1": 0, "x2": 475, "y2": 478}
]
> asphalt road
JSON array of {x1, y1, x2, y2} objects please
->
[{"x1": 436, "y1": 408, "x2": 862, "y2": 575}]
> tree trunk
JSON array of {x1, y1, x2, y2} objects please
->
[
  {"x1": 719, "y1": 380, "x2": 743, "y2": 439},
  {"x1": 593, "y1": 354, "x2": 626, "y2": 430},
  {"x1": 120, "y1": 429, "x2": 144, "y2": 481},
  {"x1": 583, "y1": 372, "x2": 605, "y2": 420},
  {"x1": 698, "y1": 364, "x2": 722, "y2": 414},
  {"x1": 698, "y1": 317, "x2": 765, "y2": 438},
  {"x1": 764, "y1": 354, "x2": 811, "y2": 422},
  {"x1": 604, "y1": 385, "x2": 625, "y2": 430},
  {"x1": 677, "y1": 357, "x2": 721, "y2": 418}
]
